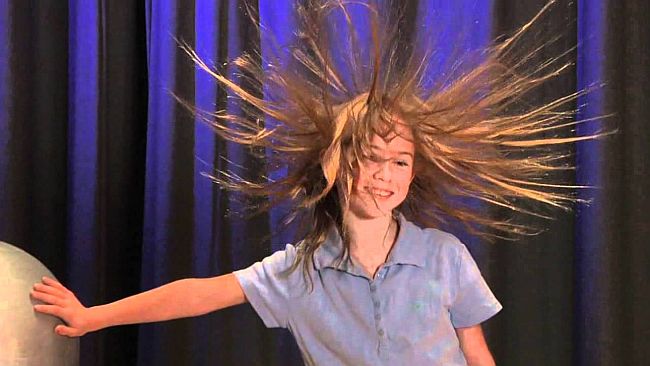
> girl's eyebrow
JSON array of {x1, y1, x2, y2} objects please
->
[{"x1": 370, "y1": 145, "x2": 414, "y2": 158}]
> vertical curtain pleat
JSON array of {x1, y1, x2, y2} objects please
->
[
  {"x1": 192, "y1": 1, "x2": 222, "y2": 364},
  {"x1": 575, "y1": 2, "x2": 609, "y2": 365},
  {"x1": 618, "y1": 1, "x2": 650, "y2": 363},
  {"x1": 67, "y1": 1, "x2": 148, "y2": 365},
  {"x1": 0, "y1": 0, "x2": 10, "y2": 236},
  {"x1": 259, "y1": 2, "x2": 303, "y2": 362},
  {"x1": 67, "y1": 0, "x2": 101, "y2": 364},
  {"x1": 141, "y1": 0, "x2": 197, "y2": 364},
  {"x1": 576, "y1": 0, "x2": 650, "y2": 365},
  {"x1": 1, "y1": 1, "x2": 68, "y2": 272},
  {"x1": 489, "y1": 2, "x2": 579, "y2": 365}
]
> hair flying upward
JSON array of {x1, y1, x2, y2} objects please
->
[{"x1": 178, "y1": 0, "x2": 607, "y2": 280}]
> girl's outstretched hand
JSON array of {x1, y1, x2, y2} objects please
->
[{"x1": 31, "y1": 277, "x2": 95, "y2": 337}]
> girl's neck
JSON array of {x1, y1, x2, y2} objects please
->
[{"x1": 344, "y1": 212, "x2": 399, "y2": 273}]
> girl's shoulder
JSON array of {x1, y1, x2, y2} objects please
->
[{"x1": 400, "y1": 218, "x2": 469, "y2": 269}]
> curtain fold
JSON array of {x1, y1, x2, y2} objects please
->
[
  {"x1": 575, "y1": 1, "x2": 609, "y2": 365},
  {"x1": 574, "y1": 0, "x2": 650, "y2": 365},
  {"x1": 1, "y1": 1, "x2": 648, "y2": 365},
  {"x1": 487, "y1": 3, "x2": 580, "y2": 365},
  {"x1": 67, "y1": 1, "x2": 148, "y2": 364}
]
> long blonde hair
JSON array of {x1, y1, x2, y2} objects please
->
[{"x1": 178, "y1": 0, "x2": 608, "y2": 284}]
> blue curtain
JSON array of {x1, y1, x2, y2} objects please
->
[{"x1": 1, "y1": 1, "x2": 648, "y2": 365}]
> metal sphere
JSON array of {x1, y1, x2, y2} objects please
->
[{"x1": 0, "y1": 242, "x2": 79, "y2": 366}]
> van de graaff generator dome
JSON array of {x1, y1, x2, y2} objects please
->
[{"x1": 0, "y1": 242, "x2": 79, "y2": 366}]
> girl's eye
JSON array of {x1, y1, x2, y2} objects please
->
[{"x1": 395, "y1": 160, "x2": 410, "y2": 167}]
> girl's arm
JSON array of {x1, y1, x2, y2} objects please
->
[
  {"x1": 31, "y1": 274, "x2": 246, "y2": 337},
  {"x1": 455, "y1": 324, "x2": 496, "y2": 366}
]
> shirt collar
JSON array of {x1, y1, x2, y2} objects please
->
[{"x1": 313, "y1": 212, "x2": 426, "y2": 273}]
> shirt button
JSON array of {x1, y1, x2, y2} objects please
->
[
  {"x1": 370, "y1": 283, "x2": 376, "y2": 291},
  {"x1": 374, "y1": 313, "x2": 381, "y2": 320},
  {"x1": 378, "y1": 329, "x2": 385, "y2": 336},
  {"x1": 373, "y1": 300, "x2": 379, "y2": 308}
]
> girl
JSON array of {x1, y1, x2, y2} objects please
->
[
  {"x1": 32, "y1": 120, "x2": 501, "y2": 364},
  {"x1": 32, "y1": 1, "x2": 599, "y2": 364}
]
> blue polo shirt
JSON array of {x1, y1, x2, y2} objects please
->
[{"x1": 234, "y1": 214, "x2": 502, "y2": 365}]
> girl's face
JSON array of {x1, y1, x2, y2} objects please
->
[{"x1": 349, "y1": 125, "x2": 416, "y2": 219}]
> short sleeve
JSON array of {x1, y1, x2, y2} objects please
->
[
  {"x1": 233, "y1": 244, "x2": 299, "y2": 328},
  {"x1": 449, "y1": 245, "x2": 502, "y2": 328}
]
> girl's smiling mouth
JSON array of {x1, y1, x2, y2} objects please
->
[{"x1": 365, "y1": 187, "x2": 394, "y2": 198}]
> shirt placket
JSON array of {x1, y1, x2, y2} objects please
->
[{"x1": 370, "y1": 266, "x2": 390, "y2": 361}]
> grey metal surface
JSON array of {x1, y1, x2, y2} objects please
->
[{"x1": 0, "y1": 242, "x2": 79, "y2": 366}]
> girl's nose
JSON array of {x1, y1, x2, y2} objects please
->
[{"x1": 373, "y1": 161, "x2": 391, "y2": 181}]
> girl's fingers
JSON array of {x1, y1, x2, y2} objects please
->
[
  {"x1": 41, "y1": 277, "x2": 68, "y2": 292},
  {"x1": 55, "y1": 325, "x2": 79, "y2": 337},
  {"x1": 33, "y1": 283, "x2": 66, "y2": 298},
  {"x1": 33, "y1": 304, "x2": 63, "y2": 318},
  {"x1": 31, "y1": 290, "x2": 64, "y2": 307}
]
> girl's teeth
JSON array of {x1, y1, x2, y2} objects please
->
[{"x1": 372, "y1": 189, "x2": 391, "y2": 197}]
